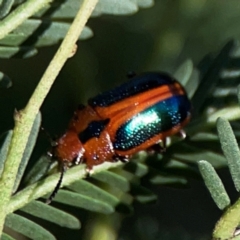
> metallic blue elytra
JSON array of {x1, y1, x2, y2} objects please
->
[
  {"x1": 88, "y1": 72, "x2": 177, "y2": 107},
  {"x1": 113, "y1": 95, "x2": 191, "y2": 151}
]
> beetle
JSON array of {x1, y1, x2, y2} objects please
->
[{"x1": 47, "y1": 72, "x2": 191, "y2": 203}]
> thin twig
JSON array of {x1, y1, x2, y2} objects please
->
[
  {"x1": 0, "y1": 0, "x2": 99, "y2": 234},
  {"x1": 7, "y1": 162, "x2": 122, "y2": 214}
]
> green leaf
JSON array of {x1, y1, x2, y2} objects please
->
[
  {"x1": 191, "y1": 132, "x2": 219, "y2": 141},
  {"x1": 238, "y1": 84, "x2": 240, "y2": 104},
  {"x1": 192, "y1": 40, "x2": 235, "y2": 115},
  {"x1": 93, "y1": 170, "x2": 130, "y2": 191},
  {"x1": 0, "y1": 0, "x2": 14, "y2": 19},
  {"x1": 172, "y1": 143, "x2": 227, "y2": 168},
  {"x1": 0, "y1": 0, "x2": 155, "y2": 59},
  {"x1": 110, "y1": 167, "x2": 139, "y2": 183},
  {"x1": 36, "y1": 0, "x2": 152, "y2": 18},
  {"x1": 13, "y1": 112, "x2": 41, "y2": 193},
  {"x1": 23, "y1": 155, "x2": 52, "y2": 186},
  {"x1": 174, "y1": 59, "x2": 193, "y2": 86},
  {"x1": 217, "y1": 117, "x2": 240, "y2": 191},
  {"x1": 131, "y1": 184, "x2": 157, "y2": 203},
  {"x1": 0, "y1": 19, "x2": 93, "y2": 47},
  {"x1": 220, "y1": 69, "x2": 240, "y2": 79},
  {"x1": 5, "y1": 213, "x2": 56, "y2": 240},
  {"x1": 185, "y1": 69, "x2": 200, "y2": 99},
  {"x1": 149, "y1": 174, "x2": 187, "y2": 185},
  {"x1": 0, "y1": 72, "x2": 12, "y2": 88},
  {"x1": 123, "y1": 161, "x2": 148, "y2": 178},
  {"x1": 35, "y1": 0, "x2": 84, "y2": 19},
  {"x1": 198, "y1": 160, "x2": 230, "y2": 210},
  {"x1": 207, "y1": 107, "x2": 240, "y2": 124},
  {"x1": 0, "y1": 46, "x2": 38, "y2": 59},
  {"x1": 1, "y1": 232, "x2": 15, "y2": 240},
  {"x1": 68, "y1": 179, "x2": 119, "y2": 207},
  {"x1": 0, "y1": 131, "x2": 13, "y2": 177},
  {"x1": 137, "y1": 0, "x2": 154, "y2": 8},
  {"x1": 94, "y1": 0, "x2": 138, "y2": 15},
  {"x1": 146, "y1": 163, "x2": 188, "y2": 185},
  {"x1": 49, "y1": 189, "x2": 114, "y2": 214},
  {"x1": 20, "y1": 200, "x2": 81, "y2": 229}
]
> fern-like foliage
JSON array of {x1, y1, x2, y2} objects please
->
[
  {"x1": 1, "y1": 1, "x2": 240, "y2": 240},
  {"x1": 0, "y1": 0, "x2": 154, "y2": 59},
  {"x1": 1, "y1": 40, "x2": 238, "y2": 239},
  {"x1": 0, "y1": 0, "x2": 153, "y2": 87},
  {"x1": 197, "y1": 42, "x2": 240, "y2": 240}
]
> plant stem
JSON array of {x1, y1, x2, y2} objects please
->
[
  {"x1": 0, "y1": 0, "x2": 52, "y2": 40},
  {"x1": 7, "y1": 162, "x2": 122, "y2": 214},
  {"x1": 0, "y1": 0, "x2": 99, "y2": 235}
]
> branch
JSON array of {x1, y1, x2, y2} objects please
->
[
  {"x1": 8, "y1": 162, "x2": 122, "y2": 213},
  {"x1": 0, "y1": 0, "x2": 99, "y2": 234}
]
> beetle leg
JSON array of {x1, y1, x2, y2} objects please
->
[
  {"x1": 47, "y1": 151, "x2": 53, "y2": 158},
  {"x1": 74, "y1": 152, "x2": 84, "y2": 165},
  {"x1": 113, "y1": 155, "x2": 129, "y2": 163},
  {"x1": 178, "y1": 129, "x2": 187, "y2": 139},
  {"x1": 85, "y1": 166, "x2": 94, "y2": 177},
  {"x1": 147, "y1": 141, "x2": 166, "y2": 154}
]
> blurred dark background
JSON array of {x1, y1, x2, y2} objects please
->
[{"x1": 1, "y1": 1, "x2": 240, "y2": 239}]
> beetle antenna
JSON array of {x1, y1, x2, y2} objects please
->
[
  {"x1": 41, "y1": 127, "x2": 51, "y2": 141},
  {"x1": 46, "y1": 162, "x2": 67, "y2": 204},
  {"x1": 41, "y1": 127, "x2": 58, "y2": 147}
]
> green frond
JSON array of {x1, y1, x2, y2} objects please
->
[
  {"x1": 192, "y1": 40, "x2": 234, "y2": 116},
  {"x1": 46, "y1": 189, "x2": 115, "y2": 214},
  {"x1": 3, "y1": 38, "x2": 236, "y2": 237},
  {"x1": 238, "y1": 85, "x2": 240, "y2": 104},
  {"x1": 93, "y1": 170, "x2": 130, "y2": 192},
  {"x1": 23, "y1": 155, "x2": 53, "y2": 186},
  {"x1": 217, "y1": 118, "x2": 240, "y2": 192},
  {"x1": 67, "y1": 179, "x2": 119, "y2": 206},
  {"x1": 5, "y1": 213, "x2": 56, "y2": 240},
  {"x1": 1, "y1": 232, "x2": 15, "y2": 240},
  {"x1": 196, "y1": 41, "x2": 240, "y2": 239},
  {"x1": 20, "y1": 200, "x2": 81, "y2": 229},
  {"x1": 130, "y1": 183, "x2": 157, "y2": 203},
  {"x1": 172, "y1": 142, "x2": 227, "y2": 168},
  {"x1": 198, "y1": 160, "x2": 230, "y2": 210},
  {"x1": 174, "y1": 59, "x2": 193, "y2": 87},
  {"x1": 122, "y1": 161, "x2": 148, "y2": 178},
  {"x1": 0, "y1": 0, "x2": 153, "y2": 59},
  {"x1": 2, "y1": 2, "x2": 240, "y2": 239},
  {"x1": 0, "y1": 72, "x2": 11, "y2": 88},
  {"x1": 0, "y1": 0, "x2": 14, "y2": 19}
]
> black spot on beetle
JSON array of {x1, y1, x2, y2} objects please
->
[{"x1": 78, "y1": 119, "x2": 110, "y2": 143}]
